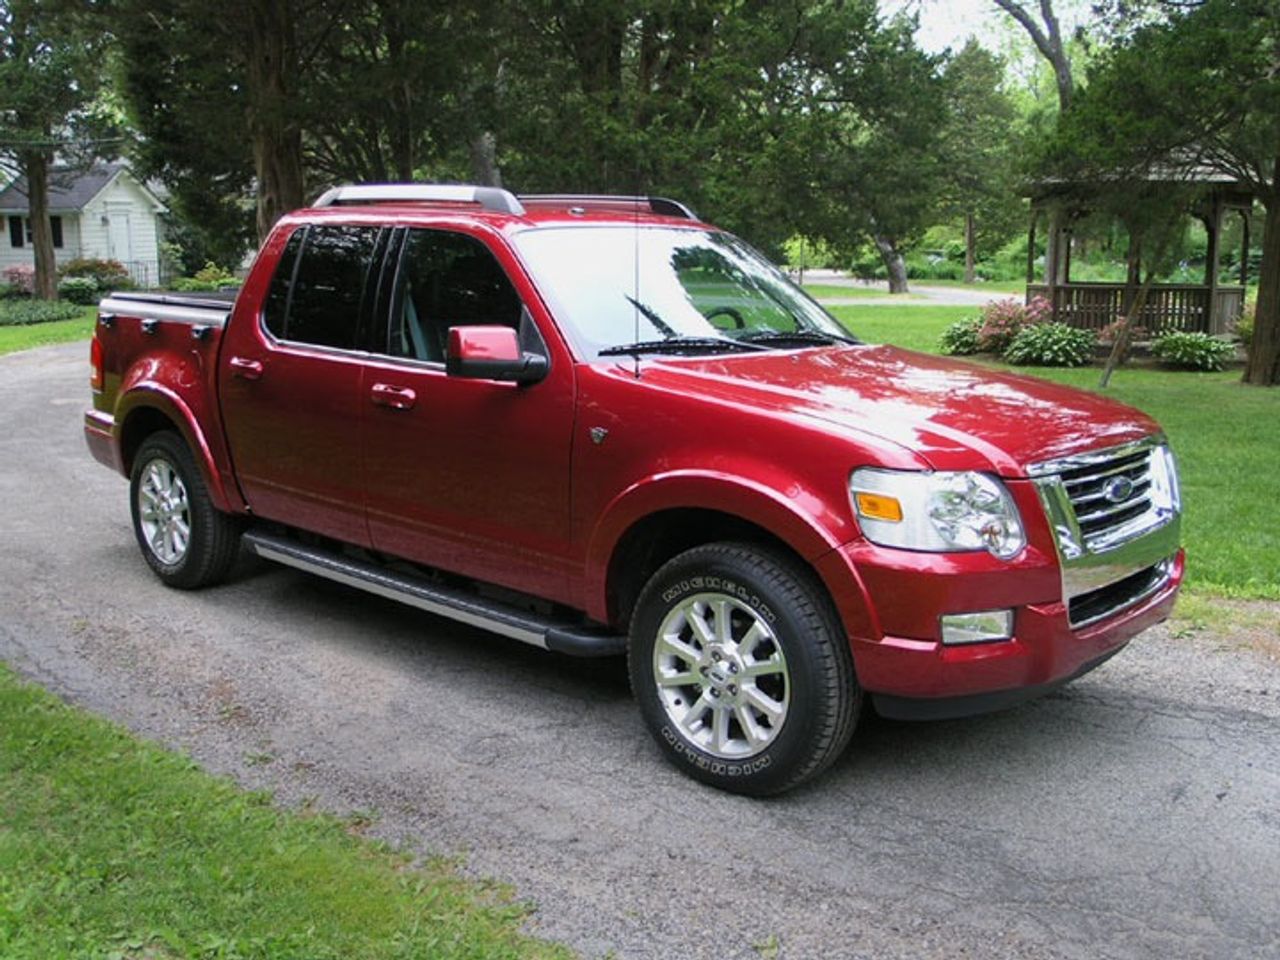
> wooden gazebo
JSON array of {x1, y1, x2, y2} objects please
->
[{"x1": 1026, "y1": 174, "x2": 1254, "y2": 334}]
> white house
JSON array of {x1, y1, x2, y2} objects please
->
[{"x1": 0, "y1": 163, "x2": 168, "y2": 287}]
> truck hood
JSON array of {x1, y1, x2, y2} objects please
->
[{"x1": 641, "y1": 344, "x2": 1160, "y2": 476}]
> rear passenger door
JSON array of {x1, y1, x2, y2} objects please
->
[
  {"x1": 220, "y1": 223, "x2": 387, "y2": 547},
  {"x1": 361, "y1": 226, "x2": 576, "y2": 603}
]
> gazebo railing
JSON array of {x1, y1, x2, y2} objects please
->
[{"x1": 1027, "y1": 282, "x2": 1245, "y2": 334}]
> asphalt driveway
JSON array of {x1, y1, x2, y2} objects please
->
[{"x1": 2, "y1": 343, "x2": 1277, "y2": 960}]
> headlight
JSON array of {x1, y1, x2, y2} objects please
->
[{"x1": 850, "y1": 467, "x2": 1026, "y2": 559}]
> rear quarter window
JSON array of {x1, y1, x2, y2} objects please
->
[{"x1": 262, "y1": 224, "x2": 380, "y2": 350}]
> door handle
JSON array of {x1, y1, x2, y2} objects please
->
[
  {"x1": 370, "y1": 382, "x2": 417, "y2": 410},
  {"x1": 228, "y1": 356, "x2": 264, "y2": 380}
]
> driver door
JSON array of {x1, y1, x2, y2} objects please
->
[{"x1": 360, "y1": 226, "x2": 576, "y2": 603}]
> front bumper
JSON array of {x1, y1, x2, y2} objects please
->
[{"x1": 816, "y1": 538, "x2": 1184, "y2": 718}]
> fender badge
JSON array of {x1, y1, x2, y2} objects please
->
[{"x1": 589, "y1": 427, "x2": 609, "y2": 445}]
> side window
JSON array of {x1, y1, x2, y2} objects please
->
[
  {"x1": 389, "y1": 229, "x2": 522, "y2": 363},
  {"x1": 261, "y1": 227, "x2": 305, "y2": 340},
  {"x1": 265, "y1": 224, "x2": 380, "y2": 350}
]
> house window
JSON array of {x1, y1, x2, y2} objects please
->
[{"x1": 8, "y1": 215, "x2": 64, "y2": 249}]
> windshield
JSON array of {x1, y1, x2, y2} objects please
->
[{"x1": 512, "y1": 226, "x2": 856, "y2": 359}]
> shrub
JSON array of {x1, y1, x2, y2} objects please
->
[
  {"x1": 0, "y1": 300, "x2": 83, "y2": 326},
  {"x1": 59, "y1": 257, "x2": 132, "y2": 291},
  {"x1": 977, "y1": 296, "x2": 1051, "y2": 353},
  {"x1": 57, "y1": 276, "x2": 100, "y2": 305},
  {"x1": 1235, "y1": 299, "x2": 1255, "y2": 347},
  {"x1": 939, "y1": 315, "x2": 984, "y2": 355},
  {"x1": 2, "y1": 265, "x2": 35, "y2": 297},
  {"x1": 1150, "y1": 331, "x2": 1236, "y2": 371},
  {"x1": 1097, "y1": 319, "x2": 1151, "y2": 345},
  {"x1": 1003, "y1": 322, "x2": 1096, "y2": 367},
  {"x1": 171, "y1": 261, "x2": 239, "y2": 292}
]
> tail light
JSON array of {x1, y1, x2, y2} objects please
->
[{"x1": 90, "y1": 334, "x2": 104, "y2": 391}]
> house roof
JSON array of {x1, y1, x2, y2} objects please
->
[{"x1": 0, "y1": 163, "x2": 166, "y2": 214}]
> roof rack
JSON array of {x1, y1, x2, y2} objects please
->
[
  {"x1": 517, "y1": 194, "x2": 699, "y2": 220},
  {"x1": 311, "y1": 183, "x2": 526, "y2": 216}
]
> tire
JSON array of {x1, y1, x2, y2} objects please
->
[
  {"x1": 628, "y1": 542, "x2": 860, "y2": 796},
  {"x1": 129, "y1": 430, "x2": 241, "y2": 589}
]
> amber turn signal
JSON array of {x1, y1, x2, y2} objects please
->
[{"x1": 854, "y1": 491, "x2": 903, "y2": 523}]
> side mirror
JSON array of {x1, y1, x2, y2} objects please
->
[{"x1": 445, "y1": 325, "x2": 548, "y2": 385}]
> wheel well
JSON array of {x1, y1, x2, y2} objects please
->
[
  {"x1": 605, "y1": 508, "x2": 810, "y2": 632},
  {"x1": 120, "y1": 407, "x2": 180, "y2": 475}
]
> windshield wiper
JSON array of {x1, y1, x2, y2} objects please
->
[
  {"x1": 598, "y1": 336, "x2": 765, "y2": 357},
  {"x1": 736, "y1": 329, "x2": 859, "y2": 347}
]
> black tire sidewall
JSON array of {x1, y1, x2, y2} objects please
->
[
  {"x1": 129, "y1": 431, "x2": 215, "y2": 588},
  {"x1": 629, "y1": 545, "x2": 851, "y2": 795}
]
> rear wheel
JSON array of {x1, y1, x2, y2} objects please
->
[
  {"x1": 628, "y1": 542, "x2": 859, "y2": 795},
  {"x1": 130, "y1": 431, "x2": 241, "y2": 589}
]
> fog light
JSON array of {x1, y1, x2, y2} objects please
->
[{"x1": 940, "y1": 610, "x2": 1014, "y2": 645}]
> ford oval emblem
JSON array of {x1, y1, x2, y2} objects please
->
[{"x1": 1102, "y1": 476, "x2": 1135, "y2": 504}]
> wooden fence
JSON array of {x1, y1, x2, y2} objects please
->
[{"x1": 1026, "y1": 283, "x2": 1245, "y2": 334}]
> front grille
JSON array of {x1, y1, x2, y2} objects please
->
[
  {"x1": 1058, "y1": 446, "x2": 1155, "y2": 549},
  {"x1": 1030, "y1": 437, "x2": 1181, "y2": 628},
  {"x1": 1068, "y1": 560, "x2": 1171, "y2": 628}
]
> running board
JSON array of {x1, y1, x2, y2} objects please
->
[{"x1": 243, "y1": 530, "x2": 626, "y2": 658}]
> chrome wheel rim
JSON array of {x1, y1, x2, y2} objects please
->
[
  {"x1": 137, "y1": 457, "x2": 191, "y2": 565},
  {"x1": 653, "y1": 592, "x2": 790, "y2": 760}
]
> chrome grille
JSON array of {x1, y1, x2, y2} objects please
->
[
  {"x1": 1058, "y1": 446, "x2": 1155, "y2": 550},
  {"x1": 1030, "y1": 437, "x2": 1181, "y2": 625}
]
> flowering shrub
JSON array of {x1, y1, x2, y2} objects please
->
[
  {"x1": 60, "y1": 258, "x2": 132, "y2": 291},
  {"x1": 1097, "y1": 319, "x2": 1151, "y2": 345},
  {"x1": 938, "y1": 315, "x2": 983, "y2": 355},
  {"x1": 1004, "y1": 323, "x2": 1096, "y2": 367},
  {"x1": 1150, "y1": 332, "x2": 1235, "y2": 371},
  {"x1": 977, "y1": 296, "x2": 1051, "y2": 353},
  {"x1": 2, "y1": 265, "x2": 35, "y2": 297},
  {"x1": 1235, "y1": 299, "x2": 1255, "y2": 347}
]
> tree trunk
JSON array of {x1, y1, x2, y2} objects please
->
[
  {"x1": 874, "y1": 235, "x2": 909, "y2": 293},
  {"x1": 23, "y1": 152, "x2": 57, "y2": 300},
  {"x1": 964, "y1": 212, "x2": 976, "y2": 285},
  {"x1": 1100, "y1": 271, "x2": 1158, "y2": 389},
  {"x1": 384, "y1": 4, "x2": 415, "y2": 181},
  {"x1": 469, "y1": 131, "x2": 503, "y2": 188},
  {"x1": 1243, "y1": 187, "x2": 1280, "y2": 385},
  {"x1": 246, "y1": 0, "x2": 305, "y2": 240}
]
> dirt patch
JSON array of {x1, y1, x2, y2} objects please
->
[{"x1": 1170, "y1": 594, "x2": 1280, "y2": 661}]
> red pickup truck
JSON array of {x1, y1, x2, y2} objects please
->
[{"x1": 85, "y1": 185, "x2": 1183, "y2": 794}]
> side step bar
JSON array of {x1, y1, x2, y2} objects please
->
[{"x1": 243, "y1": 530, "x2": 626, "y2": 658}]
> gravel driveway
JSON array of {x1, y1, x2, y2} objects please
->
[{"x1": 3, "y1": 343, "x2": 1278, "y2": 960}]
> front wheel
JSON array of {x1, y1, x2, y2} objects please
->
[
  {"x1": 628, "y1": 543, "x2": 860, "y2": 795},
  {"x1": 130, "y1": 430, "x2": 241, "y2": 589}
]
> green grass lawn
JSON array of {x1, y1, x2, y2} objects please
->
[
  {"x1": 0, "y1": 308, "x2": 97, "y2": 356},
  {"x1": 908, "y1": 278, "x2": 1026, "y2": 294},
  {"x1": 0, "y1": 661, "x2": 569, "y2": 960},
  {"x1": 800, "y1": 283, "x2": 904, "y2": 300},
  {"x1": 830, "y1": 303, "x2": 1280, "y2": 600}
]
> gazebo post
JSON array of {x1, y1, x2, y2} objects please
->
[
  {"x1": 1240, "y1": 209, "x2": 1251, "y2": 286},
  {"x1": 1026, "y1": 209, "x2": 1037, "y2": 291},
  {"x1": 1204, "y1": 196, "x2": 1222, "y2": 334}
]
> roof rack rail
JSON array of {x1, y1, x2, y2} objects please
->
[
  {"x1": 518, "y1": 194, "x2": 699, "y2": 221},
  {"x1": 311, "y1": 183, "x2": 526, "y2": 216}
]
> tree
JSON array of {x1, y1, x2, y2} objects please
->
[
  {"x1": 0, "y1": 0, "x2": 109, "y2": 298},
  {"x1": 937, "y1": 42, "x2": 1021, "y2": 283},
  {"x1": 1046, "y1": 0, "x2": 1280, "y2": 385},
  {"x1": 991, "y1": 0, "x2": 1074, "y2": 111}
]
